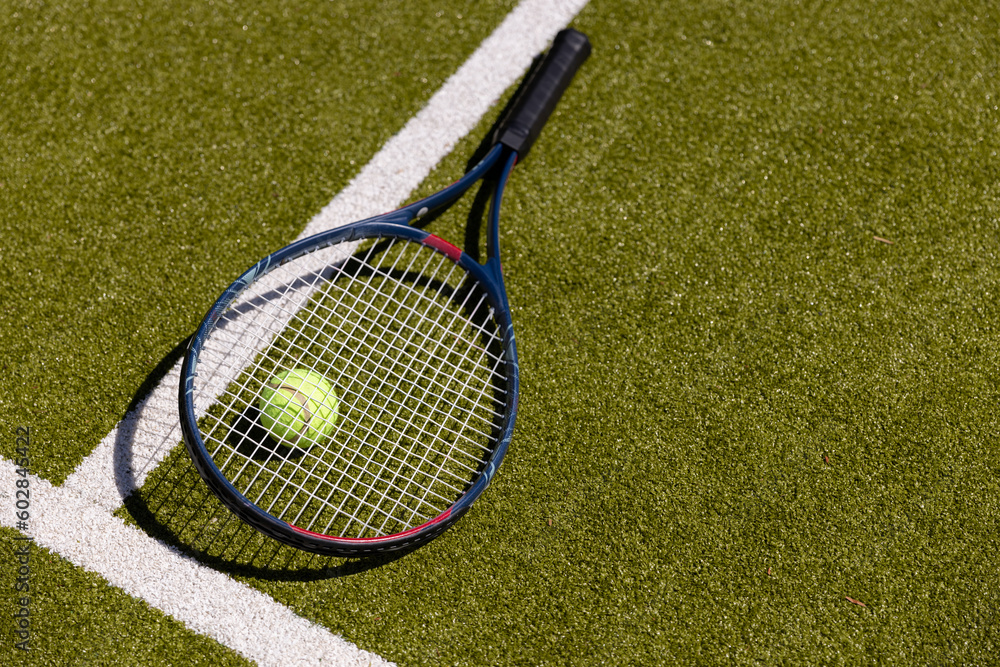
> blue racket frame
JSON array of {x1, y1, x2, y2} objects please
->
[
  {"x1": 179, "y1": 28, "x2": 589, "y2": 557},
  {"x1": 180, "y1": 144, "x2": 521, "y2": 556}
]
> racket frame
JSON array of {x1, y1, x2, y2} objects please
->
[
  {"x1": 180, "y1": 145, "x2": 519, "y2": 556},
  {"x1": 179, "y1": 28, "x2": 590, "y2": 556}
]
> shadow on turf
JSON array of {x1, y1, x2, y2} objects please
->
[{"x1": 108, "y1": 62, "x2": 545, "y2": 579}]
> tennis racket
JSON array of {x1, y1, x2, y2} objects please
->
[{"x1": 179, "y1": 28, "x2": 591, "y2": 557}]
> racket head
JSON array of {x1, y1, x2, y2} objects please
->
[{"x1": 179, "y1": 220, "x2": 518, "y2": 557}]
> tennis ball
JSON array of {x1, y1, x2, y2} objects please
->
[{"x1": 258, "y1": 368, "x2": 339, "y2": 449}]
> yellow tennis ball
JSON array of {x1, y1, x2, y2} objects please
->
[{"x1": 258, "y1": 368, "x2": 339, "y2": 448}]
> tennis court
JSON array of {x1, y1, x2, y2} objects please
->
[{"x1": 2, "y1": 0, "x2": 998, "y2": 664}]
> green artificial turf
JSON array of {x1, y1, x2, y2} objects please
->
[{"x1": 4, "y1": 0, "x2": 1000, "y2": 664}]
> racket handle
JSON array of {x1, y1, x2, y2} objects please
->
[{"x1": 494, "y1": 28, "x2": 591, "y2": 158}]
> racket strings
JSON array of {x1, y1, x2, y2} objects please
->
[
  {"x1": 193, "y1": 235, "x2": 510, "y2": 539},
  {"x1": 219, "y1": 246, "x2": 507, "y2": 428},
  {"x1": 240, "y1": 237, "x2": 441, "y2": 513},
  {"x1": 212, "y1": 241, "x2": 483, "y2": 459},
  {"x1": 312, "y1": 243, "x2": 507, "y2": 534},
  {"x1": 324, "y1": 255, "x2": 503, "y2": 536},
  {"x1": 212, "y1": 244, "x2": 487, "y2": 532},
  {"x1": 209, "y1": 239, "x2": 445, "y2": 520},
  {"x1": 266, "y1": 240, "x2": 482, "y2": 531}
]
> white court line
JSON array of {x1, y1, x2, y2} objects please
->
[
  {"x1": 6, "y1": 0, "x2": 592, "y2": 664},
  {"x1": 0, "y1": 459, "x2": 391, "y2": 666}
]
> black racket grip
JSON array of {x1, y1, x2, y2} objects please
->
[{"x1": 494, "y1": 28, "x2": 591, "y2": 158}]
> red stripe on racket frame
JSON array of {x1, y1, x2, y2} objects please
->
[{"x1": 422, "y1": 234, "x2": 463, "y2": 261}]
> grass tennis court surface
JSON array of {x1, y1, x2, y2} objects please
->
[{"x1": 2, "y1": 0, "x2": 998, "y2": 664}]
